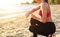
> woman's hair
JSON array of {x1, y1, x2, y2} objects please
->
[{"x1": 44, "y1": 0, "x2": 48, "y2": 3}]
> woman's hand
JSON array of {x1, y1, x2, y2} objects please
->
[
  {"x1": 31, "y1": 14, "x2": 40, "y2": 21},
  {"x1": 25, "y1": 13, "x2": 29, "y2": 18},
  {"x1": 31, "y1": 14, "x2": 37, "y2": 19}
]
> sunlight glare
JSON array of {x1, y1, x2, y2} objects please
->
[{"x1": 0, "y1": 0, "x2": 33, "y2": 13}]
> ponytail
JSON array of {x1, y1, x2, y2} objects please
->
[{"x1": 44, "y1": 0, "x2": 48, "y2": 3}]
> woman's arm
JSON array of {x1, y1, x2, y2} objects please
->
[{"x1": 26, "y1": 6, "x2": 40, "y2": 18}]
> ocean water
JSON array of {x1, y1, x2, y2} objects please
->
[
  {"x1": 0, "y1": 4, "x2": 37, "y2": 13},
  {"x1": 0, "y1": 4, "x2": 38, "y2": 19}
]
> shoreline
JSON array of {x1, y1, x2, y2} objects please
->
[{"x1": 0, "y1": 13, "x2": 25, "y2": 19}]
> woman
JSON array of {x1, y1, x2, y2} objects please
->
[{"x1": 26, "y1": 0, "x2": 56, "y2": 37}]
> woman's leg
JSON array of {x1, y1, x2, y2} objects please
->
[
  {"x1": 46, "y1": 34, "x2": 52, "y2": 37},
  {"x1": 47, "y1": 33, "x2": 56, "y2": 37},
  {"x1": 47, "y1": 34, "x2": 52, "y2": 37},
  {"x1": 52, "y1": 33, "x2": 56, "y2": 37},
  {"x1": 33, "y1": 32, "x2": 37, "y2": 37}
]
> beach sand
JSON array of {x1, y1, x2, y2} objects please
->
[{"x1": 0, "y1": 5, "x2": 60, "y2": 37}]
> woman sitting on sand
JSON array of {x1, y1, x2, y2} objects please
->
[{"x1": 26, "y1": 0, "x2": 56, "y2": 37}]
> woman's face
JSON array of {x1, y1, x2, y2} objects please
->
[{"x1": 35, "y1": 0, "x2": 41, "y2": 3}]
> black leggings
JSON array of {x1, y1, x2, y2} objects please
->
[
  {"x1": 33, "y1": 31, "x2": 52, "y2": 37},
  {"x1": 29, "y1": 18, "x2": 56, "y2": 37},
  {"x1": 33, "y1": 33, "x2": 37, "y2": 37}
]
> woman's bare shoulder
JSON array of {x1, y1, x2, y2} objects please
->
[
  {"x1": 44, "y1": 3, "x2": 49, "y2": 7},
  {"x1": 43, "y1": 3, "x2": 50, "y2": 9}
]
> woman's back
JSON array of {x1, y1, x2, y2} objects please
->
[
  {"x1": 45, "y1": 3, "x2": 52, "y2": 22},
  {"x1": 39, "y1": 2, "x2": 52, "y2": 22}
]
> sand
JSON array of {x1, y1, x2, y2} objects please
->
[{"x1": 0, "y1": 5, "x2": 60, "y2": 37}]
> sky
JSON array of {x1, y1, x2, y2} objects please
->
[{"x1": 0, "y1": 0, "x2": 33, "y2": 13}]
